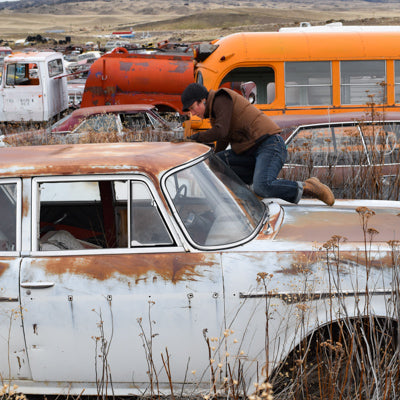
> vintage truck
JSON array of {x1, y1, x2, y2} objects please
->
[
  {"x1": 0, "y1": 51, "x2": 68, "y2": 131},
  {"x1": 80, "y1": 47, "x2": 194, "y2": 114}
]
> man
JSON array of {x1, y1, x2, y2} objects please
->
[{"x1": 181, "y1": 82, "x2": 335, "y2": 206}]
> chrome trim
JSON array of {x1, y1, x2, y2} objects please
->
[
  {"x1": 240, "y1": 289, "x2": 394, "y2": 304},
  {"x1": 0, "y1": 297, "x2": 18, "y2": 302}
]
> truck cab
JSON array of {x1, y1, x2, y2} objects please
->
[{"x1": 0, "y1": 52, "x2": 68, "y2": 127}]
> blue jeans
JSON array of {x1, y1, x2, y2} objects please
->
[{"x1": 216, "y1": 134, "x2": 301, "y2": 203}]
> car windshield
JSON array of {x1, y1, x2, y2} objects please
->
[{"x1": 165, "y1": 154, "x2": 265, "y2": 247}]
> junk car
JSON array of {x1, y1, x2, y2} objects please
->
[
  {"x1": 276, "y1": 112, "x2": 400, "y2": 200},
  {"x1": 0, "y1": 142, "x2": 399, "y2": 398},
  {"x1": 0, "y1": 104, "x2": 182, "y2": 147},
  {"x1": 51, "y1": 103, "x2": 183, "y2": 141},
  {"x1": 52, "y1": 104, "x2": 176, "y2": 133}
]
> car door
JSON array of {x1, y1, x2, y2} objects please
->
[
  {"x1": 20, "y1": 175, "x2": 223, "y2": 389},
  {"x1": 0, "y1": 179, "x2": 32, "y2": 381}
]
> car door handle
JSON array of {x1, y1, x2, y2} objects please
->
[{"x1": 20, "y1": 282, "x2": 55, "y2": 289}]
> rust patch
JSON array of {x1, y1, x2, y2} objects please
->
[
  {"x1": 0, "y1": 142, "x2": 209, "y2": 179},
  {"x1": 272, "y1": 249, "x2": 395, "y2": 275},
  {"x1": 275, "y1": 251, "x2": 323, "y2": 275},
  {"x1": 85, "y1": 85, "x2": 104, "y2": 97},
  {"x1": 276, "y1": 206, "x2": 400, "y2": 243},
  {"x1": 256, "y1": 207, "x2": 283, "y2": 239},
  {"x1": 31, "y1": 252, "x2": 218, "y2": 283},
  {"x1": 119, "y1": 61, "x2": 133, "y2": 71},
  {"x1": 338, "y1": 251, "x2": 395, "y2": 269},
  {"x1": 135, "y1": 62, "x2": 150, "y2": 68},
  {"x1": 22, "y1": 194, "x2": 29, "y2": 218},
  {"x1": 0, "y1": 261, "x2": 8, "y2": 277},
  {"x1": 269, "y1": 211, "x2": 280, "y2": 231}
]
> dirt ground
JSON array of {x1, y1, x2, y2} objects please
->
[{"x1": 2, "y1": 0, "x2": 400, "y2": 47}]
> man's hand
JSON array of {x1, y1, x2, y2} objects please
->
[{"x1": 188, "y1": 132, "x2": 200, "y2": 141}]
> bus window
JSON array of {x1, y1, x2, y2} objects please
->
[
  {"x1": 394, "y1": 61, "x2": 400, "y2": 103},
  {"x1": 340, "y1": 60, "x2": 386, "y2": 105},
  {"x1": 285, "y1": 61, "x2": 332, "y2": 107},
  {"x1": 220, "y1": 67, "x2": 275, "y2": 105}
]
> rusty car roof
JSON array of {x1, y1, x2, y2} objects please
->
[
  {"x1": 69, "y1": 104, "x2": 158, "y2": 118},
  {"x1": 271, "y1": 111, "x2": 400, "y2": 138},
  {"x1": 0, "y1": 142, "x2": 210, "y2": 178},
  {"x1": 271, "y1": 111, "x2": 400, "y2": 129}
]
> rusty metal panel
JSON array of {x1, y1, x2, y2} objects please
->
[
  {"x1": 0, "y1": 142, "x2": 210, "y2": 178},
  {"x1": 274, "y1": 201, "x2": 400, "y2": 243},
  {"x1": 81, "y1": 52, "x2": 194, "y2": 112},
  {"x1": 20, "y1": 252, "x2": 222, "y2": 384},
  {"x1": 221, "y1": 230, "x2": 397, "y2": 377}
]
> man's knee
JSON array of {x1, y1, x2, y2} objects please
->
[{"x1": 252, "y1": 181, "x2": 273, "y2": 197}]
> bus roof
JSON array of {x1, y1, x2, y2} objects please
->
[
  {"x1": 279, "y1": 22, "x2": 400, "y2": 33},
  {"x1": 203, "y1": 31, "x2": 400, "y2": 63}
]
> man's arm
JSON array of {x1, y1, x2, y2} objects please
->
[{"x1": 193, "y1": 93, "x2": 233, "y2": 144}]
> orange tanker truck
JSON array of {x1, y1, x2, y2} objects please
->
[{"x1": 80, "y1": 47, "x2": 194, "y2": 114}]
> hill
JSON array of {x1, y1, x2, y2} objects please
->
[{"x1": 1, "y1": 0, "x2": 400, "y2": 46}]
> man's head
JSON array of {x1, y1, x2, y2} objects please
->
[{"x1": 181, "y1": 83, "x2": 209, "y2": 117}]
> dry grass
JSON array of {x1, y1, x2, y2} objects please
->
[{"x1": 2, "y1": 0, "x2": 400, "y2": 46}]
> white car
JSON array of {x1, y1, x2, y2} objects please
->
[{"x1": 0, "y1": 141, "x2": 399, "y2": 398}]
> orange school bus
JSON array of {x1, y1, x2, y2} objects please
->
[{"x1": 191, "y1": 30, "x2": 400, "y2": 118}]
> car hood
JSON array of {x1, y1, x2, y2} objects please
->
[{"x1": 267, "y1": 199, "x2": 400, "y2": 244}]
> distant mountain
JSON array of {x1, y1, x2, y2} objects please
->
[
  {"x1": 0, "y1": 0, "x2": 393, "y2": 11},
  {"x1": 0, "y1": 0, "x2": 104, "y2": 11}
]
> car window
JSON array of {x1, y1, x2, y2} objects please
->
[
  {"x1": 147, "y1": 113, "x2": 165, "y2": 129},
  {"x1": 165, "y1": 155, "x2": 264, "y2": 247},
  {"x1": 286, "y1": 126, "x2": 335, "y2": 167},
  {"x1": 48, "y1": 59, "x2": 64, "y2": 77},
  {"x1": 6, "y1": 62, "x2": 39, "y2": 86},
  {"x1": 120, "y1": 113, "x2": 149, "y2": 130},
  {"x1": 286, "y1": 124, "x2": 368, "y2": 167},
  {"x1": 36, "y1": 178, "x2": 174, "y2": 251},
  {"x1": 74, "y1": 114, "x2": 119, "y2": 134},
  {"x1": 130, "y1": 181, "x2": 173, "y2": 246},
  {"x1": 332, "y1": 125, "x2": 368, "y2": 165},
  {"x1": 0, "y1": 183, "x2": 17, "y2": 251},
  {"x1": 359, "y1": 122, "x2": 400, "y2": 164}
]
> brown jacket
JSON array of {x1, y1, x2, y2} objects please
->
[{"x1": 196, "y1": 88, "x2": 281, "y2": 154}]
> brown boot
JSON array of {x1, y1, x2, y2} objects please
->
[{"x1": 303, "y1": 177, "x2": 335, "y2": 206}]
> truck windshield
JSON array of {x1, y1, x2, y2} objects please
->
[{"x1": 165, "y1": 154, "x2": 265, "y2": 247}]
